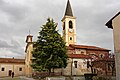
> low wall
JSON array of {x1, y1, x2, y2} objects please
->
[
  {"x1": 46, "y1": 77, "x2": 65, "y2": 80},
  {"x1": 45, "y1": 76, "x2": 115, "y2": 80},
  {"x1": 46, "y1": 76, "x2": 85, "y2": 80}
]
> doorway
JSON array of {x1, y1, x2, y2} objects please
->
[{"x1": 8, "y1": 70, "x2": 12, "y2": 76}]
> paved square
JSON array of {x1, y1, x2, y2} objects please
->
[{"x1": 0, "y1": 76, "x2": 36, "y2": 80}]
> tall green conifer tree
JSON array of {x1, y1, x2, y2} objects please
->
[{"x1": 32, "y1": 18, "x2": 68, "y2": 73}]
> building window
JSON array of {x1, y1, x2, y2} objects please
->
[
  {"x1": 99, "y1": 54, "x2": 104, "y2": 58},
  {"x1": 70, "y1": 37, "x2": 72, "y2": 40},
  {"x1": 19, "y1": 68, "x2": 22, "y2": 71},
  {"x1": 69, "y1": 21, "x2": 73, "y2": 29},
  {"x1": 108, "y1": 64, "x2": 111, "y2": 71},
  {"x1": 74, "y1": 61, "x2": 77, "y2": 68},
  {"x1": 81, "y1": 51, "x2": 84, "y2": 54},
  {"x1": 1, "y1": 68, "x2": 5, "y2": 71}
]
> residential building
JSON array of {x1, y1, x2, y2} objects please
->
[
  {"x1": 105, "y1": 12, "x2": 120, "y2": 80},
  {"x1": 0, "y1": 58, "x2": 25, "y2": 77}
]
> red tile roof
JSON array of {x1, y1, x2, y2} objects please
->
[
  {"x1": 68, "y1": 54, "x2": 92, "y2": 59},
  {"x1": 67, "y1": 46, "x2": 74, "y2": 50},
  {"x1": 68, "y1": 44, "x2": 110, "y2": 51},
  {"x1": 0, "y1": 58, "x2": 25, "y2": 64}
]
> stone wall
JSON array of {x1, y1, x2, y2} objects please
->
[{"x1": 45, "y1": 76, "x2": 115, "y2": 80}]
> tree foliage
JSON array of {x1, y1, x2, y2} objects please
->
[{"x1": 31, "y1": 18, "x2": 68, "y2": 72}]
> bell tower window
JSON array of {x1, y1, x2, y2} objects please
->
[
  {"x1": 69, "y1": 21, "x2": 73, "y2": 29},
  {"x1": 70, "y1": 37, "x2": 72, "y2": 40}
]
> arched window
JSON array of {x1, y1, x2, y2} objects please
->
[
  {"x1": 70, "y1": 37, "x2": 72, "y2": 40},
  {"x1": 69, "y1": 21, "x2": 73, "y2": 29},
  {"x1": 99, "y1": 54, "x2": 104, "y2": 58},
  {"x1": 74, "y1": 61, "x2": 77, "y2": 68}
]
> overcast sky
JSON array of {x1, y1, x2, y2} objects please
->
[{"x1": 0, "y1": 0, "x2": 119, "y2": 58}]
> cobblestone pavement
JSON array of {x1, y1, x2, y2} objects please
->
[{"x1": 0, "y1": 76, "x2": 36, "y2": 80}]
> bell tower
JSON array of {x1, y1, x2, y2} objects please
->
[
  {"x1": 62, "y1": 0, "x2": 76, "y2": 46},
  {"x1": 25, "y1": 34, "x2": 33, "y2": 77}
]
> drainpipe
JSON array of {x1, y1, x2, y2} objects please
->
[
  {"x1": 13, "y1": 57, "x2": 14, "y2": 72},
  {"x1": 71, "y1": 57, "x2": 73, "y2": 76}
]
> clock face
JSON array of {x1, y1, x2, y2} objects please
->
[{"x1": 69, "y1": 29, "x2": 73, "y2": 32}]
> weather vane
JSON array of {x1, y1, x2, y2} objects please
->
[{"x1": 29, "y1": 29, "x2": 31, "y2": 35}]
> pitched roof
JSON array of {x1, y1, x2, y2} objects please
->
[
  {"x1": 67, "y1": 46, "x2": 74, "y2": 50},
  {"x1": 68, "y1": 44, "x2": 110, "y2": 51},
  {"x1": 26, "y1": 34, "x2": 33, "y2": 43},
  {"x1": 0, "y1": 58, "x2": 25, "y2": 64},
  {"x1": 68, "y1": 54, "x2": 92, "y2": 59},
  {"x1": 64, "y1": 0, "x2": 73, "y2": 16},
  {"x1": 105, "y1": 12, "x2": 120, "y2": 29}
]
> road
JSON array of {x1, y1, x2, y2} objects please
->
[{"x1": 0, "y1": 76, "x2": 36, "y2": 80}]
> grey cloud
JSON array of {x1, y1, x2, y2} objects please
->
[
  {"x1": 0, "y1": 39, "x2": 21, "y2": 49},
  {"x1": 0, "y1": 39, "x2": 24, "y2": 58},
  {"x1": 0, "y1": 0, "x2": 119, "y2": 58},
  {"x1": 11, "y1": 39, "x2": 21, "y2": 48},
  {"x1": 0, "y1": 40, "x2": 11, "y2": 48},
  {"x1": 9, "y1": 48, "x2": 24, "y2": 56},
  {"x1": 74, "y1": 0, "x2": 119, "y2": 52},
  {"x1": 0, "y1": 0, "x2": 5, "y2": 5},
  {"x1": 0, "y1": 1, "x2": 29, "y2": 23}
]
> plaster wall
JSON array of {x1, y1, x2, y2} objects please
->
[
  {"x1": 63, "y1": 58, "x2": 91, "y2": 75},
  {"x1": 25, "y1": 43, "x2": 33, "y2": 76},
  {"x1": 112, "y1": 14, "x2": 120, "y2": 80},
  {"x1": 0, "y1": 63, "x2": 25, "y2": 77}
]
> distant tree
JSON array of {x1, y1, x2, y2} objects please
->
[
  {"x1": 87, "y1": 53, "x2": 115, "y2": 76},
  {"x1": 31, "y1": 18, "x2": 68, "y2": 74},
  {"x1": 87, "y1": 61, "x2": 94, "y2": 73}
]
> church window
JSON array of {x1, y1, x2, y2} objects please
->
[
  {"x1": 19, "y1": 68, "x2": 22, "y2": 71},
  {"x1": 69, "y1": 21, "x2": 73, "y2": 29},
  {"x1": 70, "y1": 37, "x2": 72, "y2": 40},
  {"x1": 74, "y1": 61, "x2": 77, "y2": 68},
  {"x1": 1, "y1": 67, "x2": 5, "y2": 71},
  {"x1": 63, "y1": 22, "x2": 65, "y2": 30}
]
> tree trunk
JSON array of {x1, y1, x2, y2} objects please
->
[
  {"x1": 91, "y1": 66, "x2": 93, "y2": 73},
  {"x1": 53, "y1": 68, "x2": 54, "y2": 73},
  {"x1": 48, "y1": 68, "x2": 51, "y2": 75}
]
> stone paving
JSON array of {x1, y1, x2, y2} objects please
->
[{"x1": 0, "y1": 76, "x2": 36, "y2": 80}]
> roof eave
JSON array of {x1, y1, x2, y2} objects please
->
[
  {"x1": 105, "y1": 21, "x2": 113, "y2": 29},
  {"x1": 105, "y1": 11, "x2": 120, "y2": 29}
]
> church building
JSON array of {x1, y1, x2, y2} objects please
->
[{"x1": 25, "y1": 0, "x2": 114, "y2": 76}]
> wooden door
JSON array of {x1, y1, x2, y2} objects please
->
[{"x1": 8, "y1": 70, "x2": 12, "y2": 76}]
